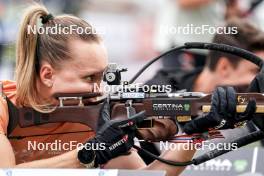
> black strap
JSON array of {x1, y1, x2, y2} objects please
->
[{"x1": 6, "y1": 97, "x2": 19, "y2": 136}]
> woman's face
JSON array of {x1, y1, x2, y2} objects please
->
[{"x1": 38, "y1": 39, "x2": 108, "y2": 101}]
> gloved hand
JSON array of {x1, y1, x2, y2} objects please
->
[
  {"x1": 248, "y1": 72, "x2": 264, "y2": 131},
  {"x1": 183, "y1": 87, "x2": 256, "y2": 134},
  {"x1": 79, "y1": 100, "x2": 146, "y2": 166}
]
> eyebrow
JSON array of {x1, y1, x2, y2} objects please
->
[{"x1": 83, "y1": 67, "x2": 107, "y2": 76}]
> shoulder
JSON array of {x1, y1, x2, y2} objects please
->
[
  {"x1": 1, "y1": 80, "x2": 16, "y2": 103},
  {"x1": 0, "y1": 80, "x2": 16, "y2": 135},
  {"x1": 1, "y1": 80, "x2": 16, "y2": 95},
  {"x1": 0, "y1": 95, "x2": 8, "y2": 135}
]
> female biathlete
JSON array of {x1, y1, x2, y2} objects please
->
[{"x1": 0, "y1": 4, "x2": 256, "y2": 176}]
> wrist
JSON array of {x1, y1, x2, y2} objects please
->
[{"x1": 77, "y1": 142, "x2": 98, "y2": 168}]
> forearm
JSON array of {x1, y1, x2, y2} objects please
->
[
  {"x1": 104, "y1": 150, "x2": 146, "y2": 169},
  {"x1": 16, "y1": 149, "x2": 82, "y2": 168}
]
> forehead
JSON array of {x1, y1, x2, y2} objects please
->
[{"x1": 66, "y1": 39, "x2": 108, "y2": 73}]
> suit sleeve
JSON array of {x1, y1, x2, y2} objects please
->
[{"x1": 0, "y1": 97, "x2": 9, "y2": 135}]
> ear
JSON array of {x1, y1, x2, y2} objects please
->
[
  {"x1": 39, "y1": 62, "x2": 55, "y2": 88},
  {"x1": 215, "y1": 57, "x2": 234, "y2": 78}
]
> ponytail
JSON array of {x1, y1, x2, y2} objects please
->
[{"x1": 15, "y1": 5, "x2": 49, "y2": 111}]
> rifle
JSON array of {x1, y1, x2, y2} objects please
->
[
  {"x1": 5, "y1": 42, "x2": 264, "y2": 166},
  {"x1": 7, "y1": 90, "x2": 264, "y2": 135}
]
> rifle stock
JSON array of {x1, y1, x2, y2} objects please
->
[{"x1": 9, "y1": 92, "x2": 264, "y2": 135}]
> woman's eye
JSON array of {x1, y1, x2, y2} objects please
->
[
  {"x1": 84, "y1": 76, "x2": 93, "y2": 82},
  {"x1": 83, "y1": 73, "x2": 103, "y2": 83}
]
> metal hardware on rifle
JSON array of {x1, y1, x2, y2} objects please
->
[
  {"x1": 168, "y1": 92, "x2": 207, "y2": 98},
  {"x1": 111, "y1": 91, "x2": 145, "y2": 100},
  {"x1": 103, "y1": 63, "x2": 127, "y2": 85},
  {"x1": 125, "y1": 100, "x2": 136, "y2": 118},
  {"x1": 58, "y1": 97, "x2": 84, "y2": 107},
  {"x1": 202, "y1": 104, "x2": 264, "y2": 113},
  {"x1": 53, "y1": 92, "x2": 102, "y2": 106},
  {"x1": 177, "y1": 116, "x2": 192, "y2": 122}
]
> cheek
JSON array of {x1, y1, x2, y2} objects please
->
[{"x1": 52, "y1": 72, "x2": 94, "y2": 93}]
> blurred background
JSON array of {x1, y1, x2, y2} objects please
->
[
  {"x1": 1, "y1": 0, "x2": 264, "y2": 175},
  {"x1": 1, "y1": 0, "x2": 264, "y2": 82}
]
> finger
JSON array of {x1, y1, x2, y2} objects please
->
[
  {"x1": 183, "y1": 113, "x2": 219, "y2": 134},
  {"x1": 97, "y1": 99, "x2": 111, "y2": 129},
  {"x1": 248, "y1": 73, "x2": 263, "y2": 93},
  {"x1": 217, "y1": 87, "x2": 228, "y2": 116},
  {"x1": 226, "y1": 86, "x2": 236, "y2": 117},
  {"x1": 239, "y1": 98, "x2": 256, "y2": 121},
  {"x1": 211, "y1": 87, "x2": 220, "y2": 113},
  {"x1": 113, "y1": 111, "x2": 146, "y2": 128}
]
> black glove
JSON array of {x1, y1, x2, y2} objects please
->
[
  {"x1": 183, "y1": 87, "x2": 256, "y2": 134},
  {"x1": 79, "y1": 100, "x2": 146, "y2": 166},
  {"x1": 248, "y1": 72, "x2": 264, "y2": 131}
]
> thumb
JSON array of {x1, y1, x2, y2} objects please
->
[
  {"x1": 239, "y1": 98, "x2": 256, "y2": 121},
  {"x1": 113, "y1": 111, "x2": 146, "y2": 128},
  {"x1": 183, "y1": 113, "x2": 219, "y2": 134}
]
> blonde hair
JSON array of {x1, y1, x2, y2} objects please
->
[{"x1": 15, "y1": 4, "x2": 100, "y2": 112}]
